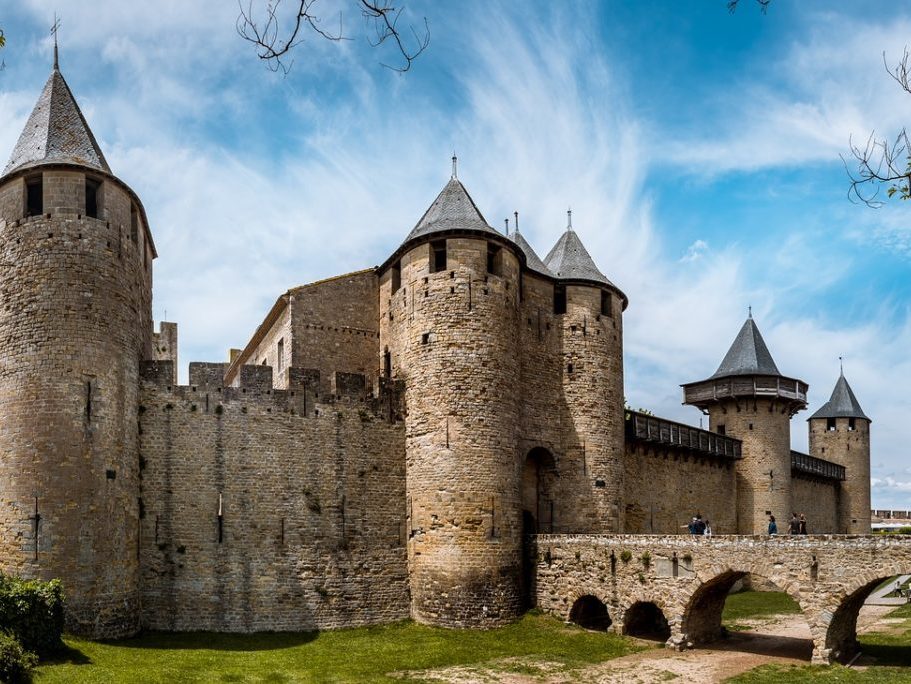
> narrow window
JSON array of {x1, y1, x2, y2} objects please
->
[
  {"x1": 383, "y1": 348, "x2": 392, "y2": 378},
  {"x1": 391, "y1": 261, "x2": 401, "y2": 294},
  {"x1": 486, "y1": 243, "x2": 501, "y2": 276},
  {"x1": 25, "y1": 175, "x2": 43, "y2": 216},
  {"x1": 421, "y1": 333, "x2": 430, "y2": 345},
  {"x1": 431, "y1": 240, "x2": 447, "y2": 273},
  {"x1": 130, "y1": 204, "x2": 139, "y2": 243},
  {"x1": 601, "y1": 290, "x2": 612, "y2": 317},
  {"x1": 553, "y1": 285, "x2": 567, "y2": 315},
  {"x1": 848, "y1": 417, "x2": 856, "y2": 431},
  {"x1": 85, "y1": 178, "x2": 101, "y2": 219},
  {"x1": 277, "y1": 338, "x2": 284, "y2": 372},
  {"x1": 717, "y1": 424, "x2": 726, "y2": 435},
  {"x1": 826, "y1": 417, "x2": 836, "y2": 431}
]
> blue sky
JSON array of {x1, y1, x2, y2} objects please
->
[{"x1": 1, "y1": 1, "x2": 910, "y2": 507}]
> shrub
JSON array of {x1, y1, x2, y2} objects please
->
[
  {"x1": 0, "y1": 574, "x2": 65, "y2": 655},
  {"x1": 640, "y1": 551, "x2": 651, "y2": 568},
  {"x1": 0, "y1": 631, "x2": 37, "y2": 683},
  {"x1": 619, "y1": 550, "x2": 632, "y2": 563}
]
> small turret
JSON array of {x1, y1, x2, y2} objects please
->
[
  {"x1": 808, "y1": 368, "x2": 871, "y2": 533},
  {"x1": 683, "y1": 315, "x2": 808, "y2": 534}
]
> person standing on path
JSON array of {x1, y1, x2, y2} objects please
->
[
  {"x1": 788, "y1": 513, "x2": 801, "y2": 535},
  {"x1": 798, "y1": 513, "x2": 808, "y2": 535},
  {"x1": 768, "y1": 515, "x2": 778, "y2": 536}
]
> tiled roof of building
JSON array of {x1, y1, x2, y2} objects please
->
[
  {"x1": 543, "y1": 225, "x2": 616, "y2": 288},
  {"x1": 809, "y1": 372, "x2": 869, "y2": 420},
  {"x1": 511, "y1": 230, "x2": 551, "y2": 276},
  {"x1": 711, "y1": 315, "x2": 782, "y2": 379},
  {"x1": 404, "y1": 177, "x2": 499, "y2": 242},
  {"x1": 3, "y1": 66, "x2": 110, "y2": 177}
]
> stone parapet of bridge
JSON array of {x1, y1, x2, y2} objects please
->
[{"x1": 532, "y1": 533, "x2": 911, "y2": 664}]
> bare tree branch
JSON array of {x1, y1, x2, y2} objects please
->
[
  {"x1": 237, "y1": 0, "x2": 429, "y2": 74},
  {"x1": 727, "y1": 0, "x2": 772, "y2": 13},
  {"x1": 845, "y1": 49, "x2": 911, "y2": 206}
]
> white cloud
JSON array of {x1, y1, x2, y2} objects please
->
[{"x1": 680, "y1": 239, "x2": 708, "y2": 263}]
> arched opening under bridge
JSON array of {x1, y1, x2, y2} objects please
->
[
  {"x1": 569, "y1": 595, "x2": 612, "y2": 631},
  {"x1": 623, "y1": 601, "x2": 670, "y2": 641},
  {"x1": 683, "y1": 570, "x2": 812, "y2": 661}
]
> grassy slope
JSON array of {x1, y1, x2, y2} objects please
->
[
  {"x1": 36, "y1": 612, "x2": 642, "y2": 684},
  {"x1": 728, "y1": 603, "x2": 911, "y2": 683}
]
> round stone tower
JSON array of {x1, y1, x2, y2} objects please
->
[
  {"x1": 378, "y1": 166, "x2": 524, "y2": 627},
  {"x1": 682, "y1": 315, "x2": 807, "y2": 534},
  {"x1": 0, "y1": 58, "x2": 154, "y2": 636},
  {"x1": 542, "y1": 212, "x2": 627, "y2": 533},
  {"x1": 808, "y1": 369, "x2": 871, "y2": 533}
]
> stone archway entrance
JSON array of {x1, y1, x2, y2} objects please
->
[{"x1": 522, "y1": 447, "x2": 557, "y2": 609}]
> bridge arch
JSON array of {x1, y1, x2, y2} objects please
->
[
  {"x1": 568, "y1": 594, "x2": 612, "y2": 631},
  {"x1": 623, "y1": 600, "x2": 671, "y2": 641},
  {"x1": 681, "y1": 565, "x2": 811, "y2": 647}
]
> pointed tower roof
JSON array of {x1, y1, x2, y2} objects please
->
[
  {"x1": 3, "y1": 65, "x2": 110, "y2": 177},
  {"x1": 711, "y1": 315, "x2": 781, "y2": 379},
  {"x1": 403, "y1": 177, "x2": 499, "y2": 243},
  {"x1": 543, "y1": 218, "x2": 618, "y2": 289},
  {"x1": 809, "y1": 371, "x2": 869, "y2": 421},
  {"x1": 511, "y1": 230, "x2": 551, "y2": 276}
]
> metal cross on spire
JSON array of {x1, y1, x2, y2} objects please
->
[{"x1": 51, "y1": 13, "x2": 61, "y2": 70}]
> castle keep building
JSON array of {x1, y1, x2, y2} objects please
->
[{"x1": 0, "y1": 61, "x2": 872, "y2": 638}]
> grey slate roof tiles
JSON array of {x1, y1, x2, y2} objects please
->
[
  {"x1": 4, "y1": 67, "x2": 111, "y2": 177},
  {"x1": 543, "y1": 228, "x2": 617, "y2": 287},
  {"x1": 809, "y1": 372, "x2": 869, "y2": 420},
  {"x1": 511, "y1": 230, "x2": 552, "y2": 276},
  {"x1": 404, "y1": 177, "x2": 499, "y2": 242},
  {"x1": 711, "y1": 316, "x2": 782, "y2": 379}
]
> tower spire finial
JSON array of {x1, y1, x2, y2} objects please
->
[
  {"x1": 567, "y1": 208, "x2": 573, "y2": 231},
  {"x1": 514, "y1": 211, "x2": 519, "y2": 234},
  {"x1": 451, "y1": 153, "x2": 457, "y2": 179},
  {"x1": 748, "y1": 305, "x2": 752, "y2": 319},
  {"x1": 51, "y1": 13, "x2": 61, "y2": 70},
  {"x1": 504, "y1": 218, "x2": 509, "y2": 236},
  {"x1": 839, "y1": 356, "x2": 844, "y2": 375}
]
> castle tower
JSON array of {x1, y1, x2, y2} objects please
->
[
  {"x1": 682, "y1": 315, "x2": 807, "y2": 534},
  {"x1": 0, "y1": 58, "x2": 154, "y2": 635},
  {"x1": 378, "y1": 167, "x2": 524, "y2": 627},
  {"x1": 543, "y1": 214, "x2": 627, "y2": 532},
  {"x1": 808, "y1": 370, "x2": 871, "y2": 533}
]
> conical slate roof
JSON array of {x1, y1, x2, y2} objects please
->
[
  {"x1": 809, "y1": 372, "x2": 869, "y2": 420},
  {"x1": 403, "y1": 177, "x2": 499, "y2": 242},
  {"x1": 711, "y1": 316, "x2": 782, "y2": 379},
  {"x1": 544, "y1": 227, "x2": 617, "y2": 287},
  {"x1": 3, "y1": 66, "x2": 110, "y2": 176},
  {"x1": 512, "y1": 230, "x2": 551, "y2": 276}
]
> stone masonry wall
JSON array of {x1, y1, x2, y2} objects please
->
[
  {"x1": 791, "y1": 476, "x2": 839, "y2": 534},
  {"x1": 623, "y1": 444, "x2": 738, "y2": 534},
  {"x1": 810, "y1": 417, "x2": 871, "y2": 534},
  {"x1": 138, "y1": 362, "x2": 409, "y2": 632},
  {"x1": 0, "y1": 170, "x2": 151, "y2": 637},
  {"x1": 709, "y1": 400, "x2": 793, "y2": 534}
]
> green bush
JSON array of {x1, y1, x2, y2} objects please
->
[
  {"x1": 0, "y1": 631, "x2": 37, "y2": 683},
  {"x1": 0, "y1": 574, "x2": 64, "y2": 655}
]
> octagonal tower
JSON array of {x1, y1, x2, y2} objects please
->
[{"x1": 0, "y1": 56, "x2": 154, "y2": 635}]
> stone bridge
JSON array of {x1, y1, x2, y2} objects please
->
[{"x1": 532, "y1": 534, "x2": 911, "y2": 664}]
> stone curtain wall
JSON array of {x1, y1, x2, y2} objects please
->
[
  {"x1": 0, "y1": 170, "x2": 151, "y2": 637},
  {"x1": 791, "y1": 476, "x2": 839, "y2": 533},
  {"x1": 138, "y1": 362, "x2": 409, "y2": 632},
  {"x1": 289, "y1": 271, "x2": 379, "y2": 397},
  {"x1": 623, "y1": 445, "x2": 738, "y2": 534},
  {"x1": 534, "y1": 534, "x2": 911, "y2": 664}
]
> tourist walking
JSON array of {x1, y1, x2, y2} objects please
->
[
  {"x1": 703, "y1": 519, "x2": 713, "y2": 536},
  {"x1": 798, "y1": 513, "x2": 808, "y2": 535},
  {"x1": 789, "y1": 513, "x2": 801, "y2": 535},
  {"x1": 768, "y1": 515, "x2": 778, "y2": 536}
]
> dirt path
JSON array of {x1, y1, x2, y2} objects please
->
[{"x1": 403, "y1": 606, "x2": 897, "y2": 684}]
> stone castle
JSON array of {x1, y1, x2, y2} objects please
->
[{"x1": 0, "y1": 59, "x2": 872, "y2": 638}]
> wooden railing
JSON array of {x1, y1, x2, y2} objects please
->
[
  {"x1": 626, "y1": 411, "x2": 742, "y2": 460},
  {"x1": 790, "y1": 450, "x2": 846, "y2": 481}
]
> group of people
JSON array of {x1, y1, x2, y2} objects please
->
[
  {"x1": 687, "y1": 514, "x2": 712, "y2": 536},
  {"x1": 767, "y1": 512, "x2": 808, "y2": 536}
]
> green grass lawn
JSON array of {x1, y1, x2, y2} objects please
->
[
  {"x1": 722, "y1": 590, "x2": 801, "y2": 630},
  {"x1": 35, "y1": 611, "x2": 643, "y2": 683},
  {"x1": 727, "y1": 603, "x2": 911, "y2": 683}
]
